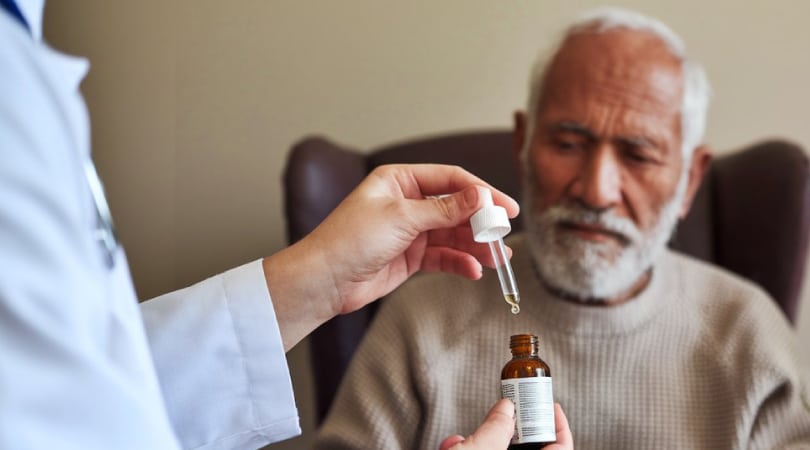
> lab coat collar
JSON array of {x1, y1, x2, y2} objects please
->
[{"x1": 17, "y1": 0, "x2": 44, "y2": 40}]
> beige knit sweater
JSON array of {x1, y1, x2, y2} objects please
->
[{"x1": 314, "y1": 234, "x2": 810, "y2": 450}]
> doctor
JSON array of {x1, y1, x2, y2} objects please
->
[{"x1": 0, "y1": 1, "x2": 574, "y2": 449}]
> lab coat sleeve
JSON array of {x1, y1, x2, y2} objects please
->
[{"x1": 140, "y1": 260, "x2": 301, "y2": 450}]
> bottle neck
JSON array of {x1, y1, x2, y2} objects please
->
[
  {"x1": 510, "y1": 344, "x2": 537, "y2": 358},
  {"x1": 509, "y1": 334, "x2": 539, "y2": 358}
]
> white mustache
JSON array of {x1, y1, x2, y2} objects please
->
[{"x1": 542, "y1": 204, "x2": 644, "y2": 245}]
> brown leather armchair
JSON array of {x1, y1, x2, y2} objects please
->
[{"x1": 282, "y1": 129, "x2": 810, "y2": 423}]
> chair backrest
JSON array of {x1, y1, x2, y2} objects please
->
[{"x1": 283, "y1": 129, "x2": 810, "y2": 424}]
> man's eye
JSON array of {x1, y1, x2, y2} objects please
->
[
  {"x1": 626, "y1": 151, "x2": 649, "y2": 163},
  {"x1": 624, "y1": 148, "x2": 662, "y2": 165},
  {"x1": 554, "y1": 140, "x2": 582, "y2": 151}
]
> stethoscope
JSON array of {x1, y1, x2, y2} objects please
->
[{"x1": 85, "y1": 161, "x2": 119, "y2": 268}]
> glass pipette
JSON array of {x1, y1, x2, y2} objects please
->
[{"x1": 470, "y1": 189, "x2": 521, "y2": 314}]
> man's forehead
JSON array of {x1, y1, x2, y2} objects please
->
[
  {"x1": 540, "y1": 28, "x2": 684, "y2": 114},
  {"x1": 534, "y1": 28, "x2": 684, "y2": 149}
]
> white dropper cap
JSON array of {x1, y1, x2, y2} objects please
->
[{"x1": 470, "y1": 189, "x2": 511, "y2": 243}]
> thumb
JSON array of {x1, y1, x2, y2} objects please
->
[
  {"x1": 439, "y1": 399, "x2": 515, "y2": 450},
  {"x1": 438, "y1": 435, "x2": 465, "y2": 450},
  {"x1": 464, "y1": 398, "x2": 515, "y2": 447},
  {"x1": 410, "y1": 185, "x2": 488, "y2": 232}
]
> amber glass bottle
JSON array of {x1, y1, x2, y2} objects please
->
[{"x1": 500, "y1": 334, "x2": 556, "y2": 449}]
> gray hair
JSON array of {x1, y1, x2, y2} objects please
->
[{"x1": 523, "y1": 7, "x2": 711, "y2": 162}]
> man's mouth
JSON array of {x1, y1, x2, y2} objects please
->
[{"x1": 558, "y1": 221, "x2": 630, "y2": 245}]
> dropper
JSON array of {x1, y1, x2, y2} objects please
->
[{"x1": 470, "y1": 189, "x2": 521, "y2": 314}]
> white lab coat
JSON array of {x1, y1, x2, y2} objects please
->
[{"x1": 0, "y1": 2, "x2": 300, "y2": 449}]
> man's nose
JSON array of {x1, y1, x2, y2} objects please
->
[{"x1": 569, "y1": 145, "x2": 622, "y2": 210}]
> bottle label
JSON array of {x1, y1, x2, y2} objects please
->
[{"x1": 500, "y1": 376, "x2": 555, "y2": 444}]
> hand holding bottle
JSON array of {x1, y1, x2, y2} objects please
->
[{"x1": 439, "y1": 400, "x2": 574, "y2": 450}]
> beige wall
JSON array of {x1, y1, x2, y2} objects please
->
[{"x1": 44, "y1": 1, "x2": 810, "y2": 449}]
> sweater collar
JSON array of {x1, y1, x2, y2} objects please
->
[{"x1": 511, "y1": 233, "x2": 675, "y2": 337}]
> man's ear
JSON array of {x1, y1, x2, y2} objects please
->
[
  {"x1": 679, "y1": 145, "x2": 712, "y2": 218},
  {"x1": 513, "y1": 111, "x2": 527, "y2": 180}
]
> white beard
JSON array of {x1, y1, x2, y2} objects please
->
[{"x1": 523, "y1": 170, "x2": 687, "y2": 301}]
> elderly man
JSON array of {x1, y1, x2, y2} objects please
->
[{"x1": 314, "y1": 7, "x2": 810, "y2": 450}]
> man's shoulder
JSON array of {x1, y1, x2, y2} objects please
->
[
  {"x1": 663, "y1": 249, "x2": 793, "y2": 341},
  {"x1": 665, "y1": 249, "x2": 773, "y2": 302},
  {"x1": 664, "y1": 249, "x2": 797, "y2": 364}
]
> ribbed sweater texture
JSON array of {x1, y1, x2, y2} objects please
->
[{"x1": 315, "y1": 234, "x2": 810, "y2": 449}]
